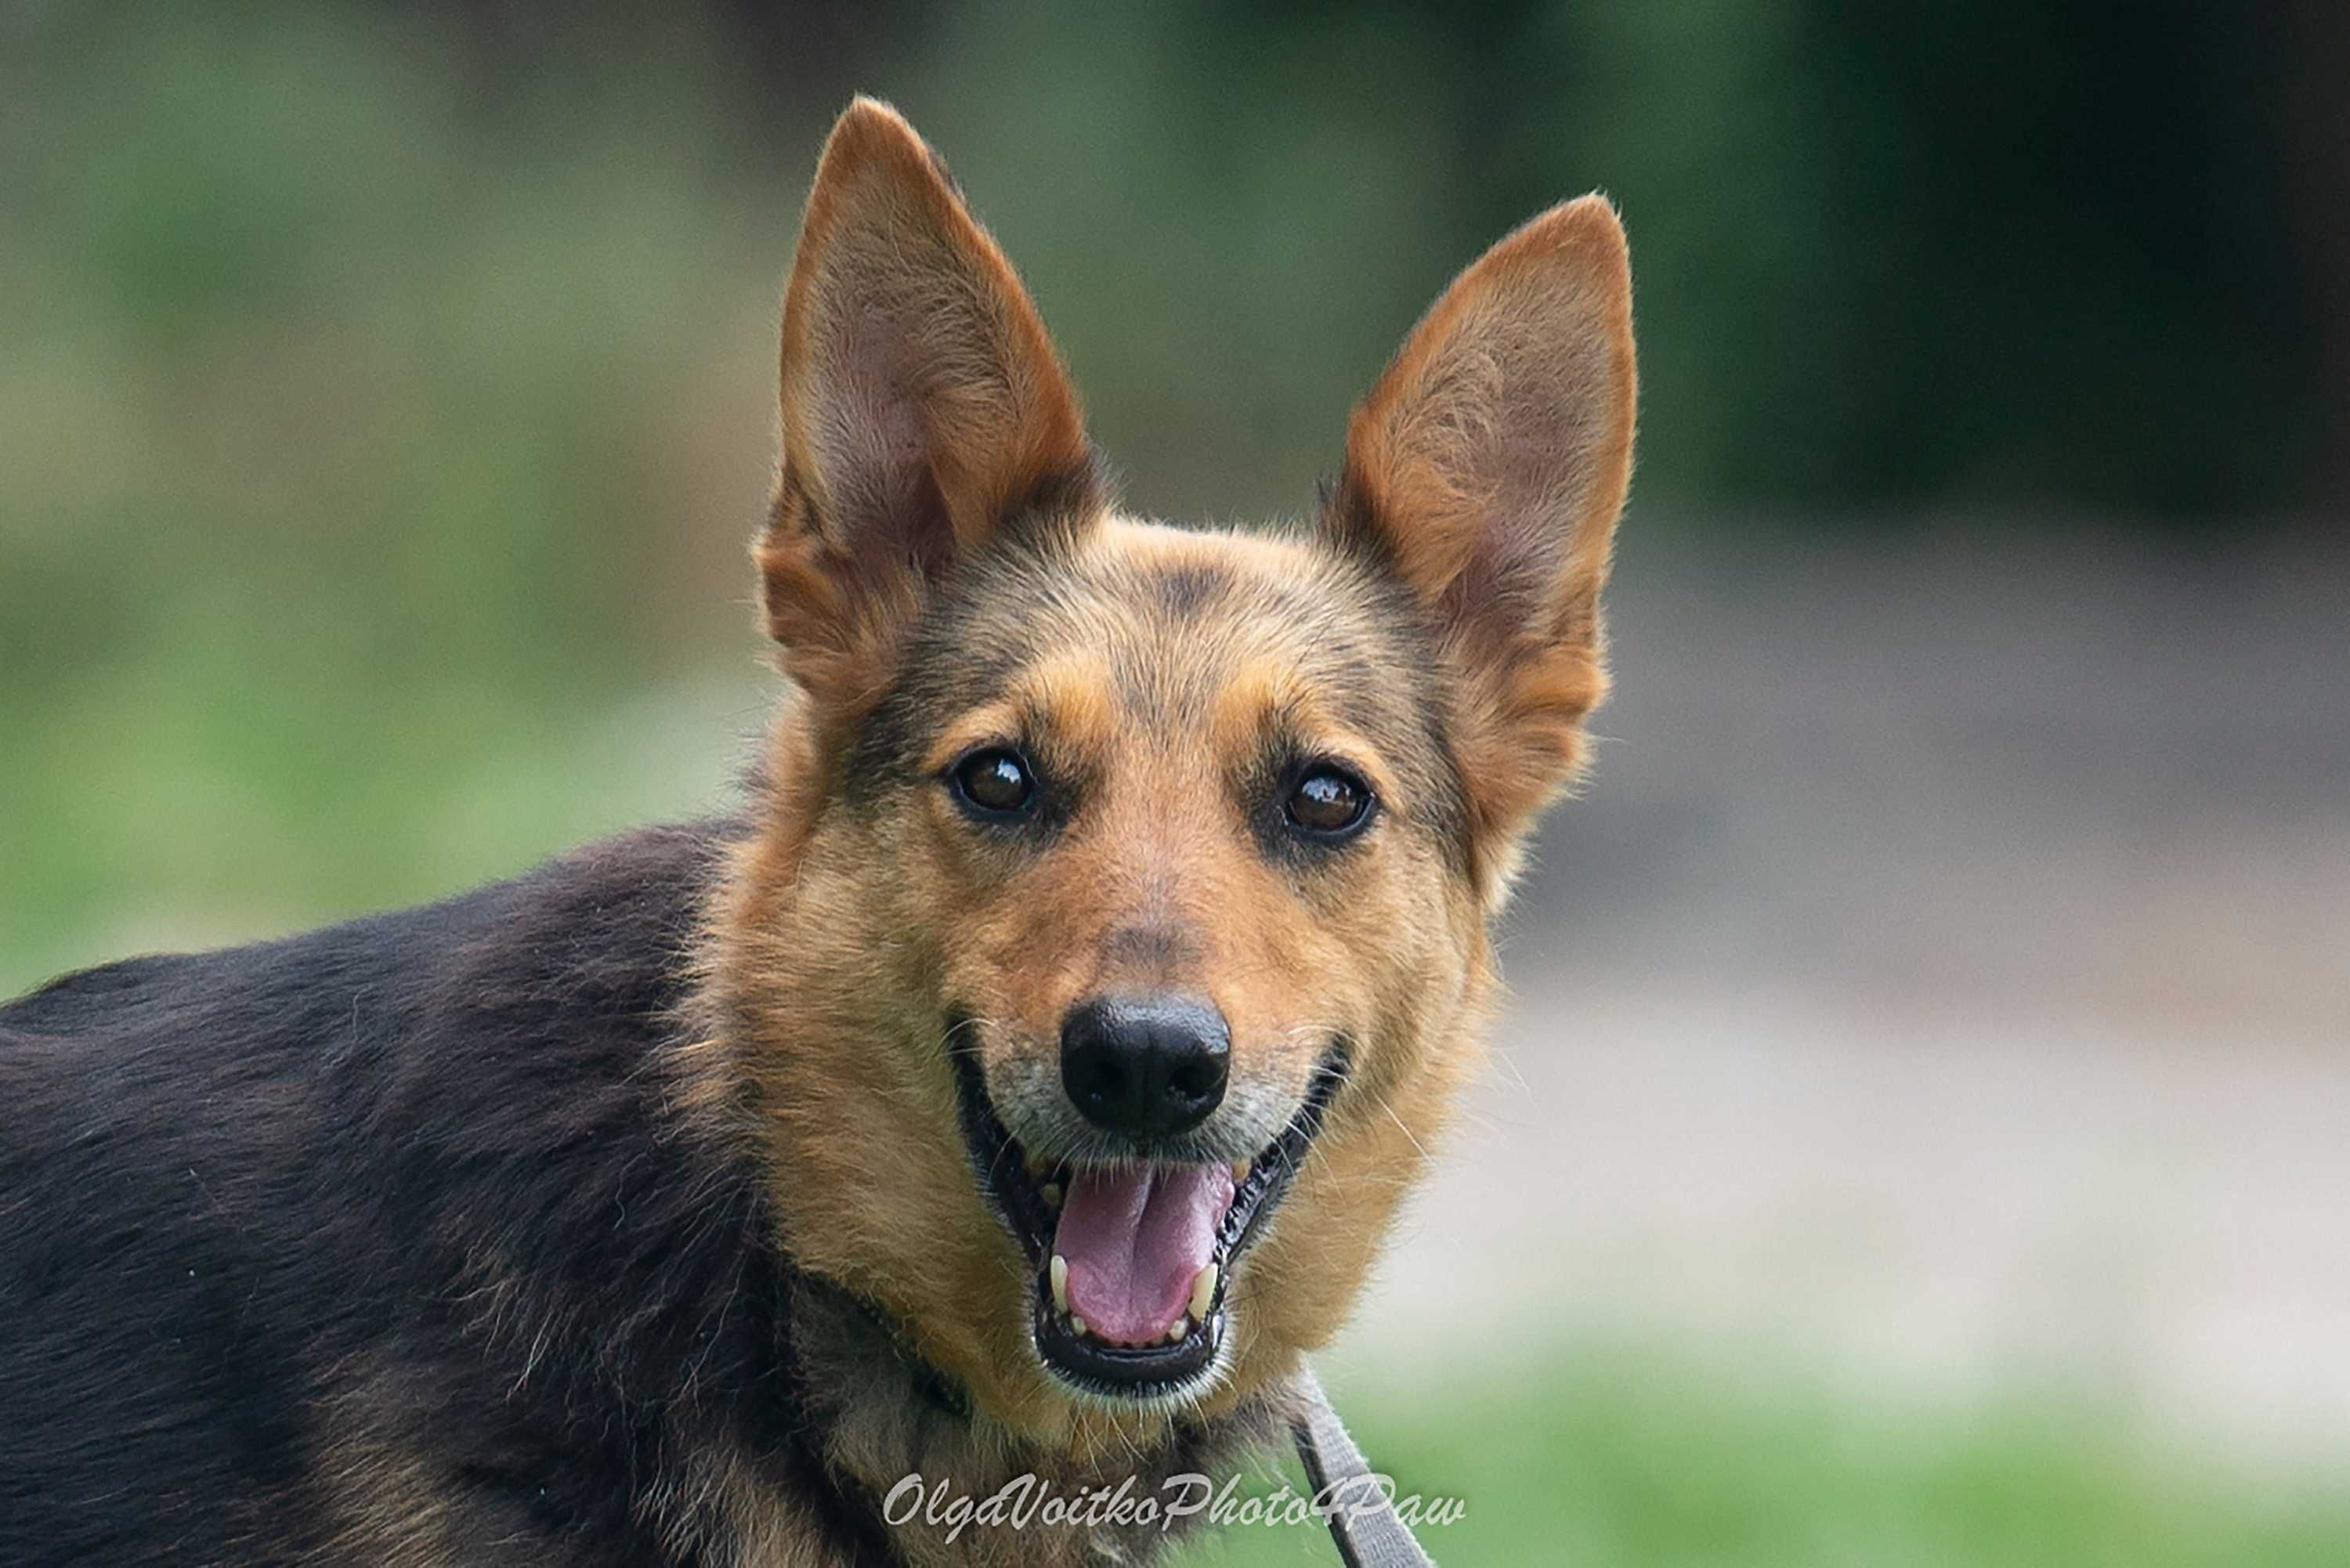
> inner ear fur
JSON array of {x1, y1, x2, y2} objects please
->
[
  {"x1": 758, "y1": 97, "x2": 1100, "y2": 707},
  {"x1": 1329, "y1": 195, "x2": 1636, "y2": 876}
]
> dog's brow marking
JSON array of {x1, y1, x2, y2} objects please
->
[
  {"x1": 1022, "y1": 652, "x2": 1119, "y2": 758},
  {"x1": 923, "y1": 699, "x2": 1024, "y2": 775},
  {"x1": 1213, "y1": 656, "x2": 1302, "y2": 735}
]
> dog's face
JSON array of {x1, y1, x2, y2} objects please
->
[{"x1": 711, "y1": 99, "x2": 1633, "y2": 1447}]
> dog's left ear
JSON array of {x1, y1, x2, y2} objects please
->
[
  {"x1": 1328, "y1": 196, "x2": 1636, "y2": 887},
  {"x1": 759, "y1": 98, "x2": 1100, "y2": 706}
]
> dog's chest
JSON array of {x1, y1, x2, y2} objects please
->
[{"x1": 771, "y1": 1283, "x2": 1284, "y2": 1567}]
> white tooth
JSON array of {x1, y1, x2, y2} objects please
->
[
  {"x1": 1024, "y1": 1149, "x2": 1050, "y2": 1180},
  {"x1": 1188, "y1": 1262, "x2": 1217, "y2": 1322},
  {"x1": 1041, "y1": 1182, "x2": 1062, "y2": 1208},
  {"x1": 1070, "y1": 1314, "x2": 1090, "y2": 1339},
  {"x1": 1231, "y1": 1159, "x2": 1251, "y2": 1184},
  {"x1": 1167, "y1": 1316, "x2": 1190, "y2": 1344},
  {"x1": 1050, "y1": 1255, "x2": 1069, "y2": 1313}
]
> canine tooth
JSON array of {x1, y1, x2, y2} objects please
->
[
  {"x1": 1188, "y1": 1262, "x2": 1217, "y2": 1321},
  {"x1": 1024, "y1": 1149, "x2": 1050, "y2": 1180},
  {"x1": 1167, "y1": 1317, "x2": 1189, "y2": 1344},
  {"x1": 1041, "y1": 1182, "x2": 1062, "y2": 1208},
  {"x1": 1070, "y1": 1314, "x2": 1090, "y2": 1339},
  {"x1": 1231, "y1": 1159, "x2": 1251, "y2": 1184},
  {"x1": 1049, "y1": 1254, "x2": 1069, "y2": 1313}
]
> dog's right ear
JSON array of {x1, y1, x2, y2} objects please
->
[{"x1": 757, "y1": 98, "x2": 1099, "y2": 706}]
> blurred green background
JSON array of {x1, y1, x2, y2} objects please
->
[{"x1": 4, "y1": 4, "x2": 2345, "y2": 1563}]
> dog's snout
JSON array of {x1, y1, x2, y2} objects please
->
[{"x1": 1059, "y1": 995, "x2": 1230, "y2": 1139}]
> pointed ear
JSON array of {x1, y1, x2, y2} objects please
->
[
  {"x1": 1328, "y1": 195, "x2": 1636, "y2": 877},
  {"x1": 757, "y1": 98, "x2": 1101, "y2": 704}
]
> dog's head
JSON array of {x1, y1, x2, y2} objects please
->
[{"x1": 712, "y1": 99, "x2": 1632, "y2": 1447}]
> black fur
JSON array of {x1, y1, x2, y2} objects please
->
[{"x1": 0, "y1": 821, "x2": 896, "y2": 1568}]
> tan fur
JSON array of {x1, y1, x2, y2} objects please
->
[
  {"x1": 701, "y1": 95, "x2": 1636, "y2": 1554},
  {"x1": 310, "y1": 1364, "x2": 519, "y2": 1568},
  {"x1": 312, "y1": 1425, "x2": 465, "y2": 1568},
  {"x1": 921, "y1": 652, "x2": 1123, "y2": 779}
]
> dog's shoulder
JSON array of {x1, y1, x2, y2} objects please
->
[{"x1": 0, "y1": 818, "x2": 851, "y2": 1568}]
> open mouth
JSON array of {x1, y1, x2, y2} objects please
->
[{"x1": 947, "y1": 1028, "x2": 1348, "y2": 1400}]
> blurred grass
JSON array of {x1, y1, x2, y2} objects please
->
[
  {"x1": 0, "y1": 6, "x2": 789, "y2": 991},
  {"x1": 1177, "y1": 1352, "x2": 2350, "y2": 1568}
]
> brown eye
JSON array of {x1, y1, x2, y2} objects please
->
[
  {"x1": 951, "y1": 748, "x2": 1035, "y2": 816},
  {"x1": 1285, "y1": 764, "x2": 1372, "y2": 838}
]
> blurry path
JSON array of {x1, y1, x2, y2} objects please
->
[{"x1": 1334, "y1": 529, "x2": 2350, "y2": 1469}]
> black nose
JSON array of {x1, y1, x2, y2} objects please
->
[{"x1": 1059, "y1": 995, "x2": 1231, "y2": 1139}]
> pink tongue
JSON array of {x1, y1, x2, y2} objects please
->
[{"x1": 1053, "y1": 1164, "x2": 1235, "y2": 1346}]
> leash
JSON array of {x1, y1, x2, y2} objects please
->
[{"x1": 1290, "y1": 1366, "x2": 1438, "y2": 1568}]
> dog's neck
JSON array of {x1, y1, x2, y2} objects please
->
[{"x1": 781, "y1": 1274, "x2": 1289, "y2": 1566}]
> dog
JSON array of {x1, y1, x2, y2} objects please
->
[{"x1": 0, "y1": 98, "x2": 1635, "y2": 1566}]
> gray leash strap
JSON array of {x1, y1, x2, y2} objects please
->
[{"x1": 1289, "y1": 1367, "x2": 1438, "y2": 1568}]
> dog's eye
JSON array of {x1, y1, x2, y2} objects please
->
[
  {"x1": 951, "y1": 747, "x2": 1036, "y2": 817},
  {"x1": 1284, "y1": 764, "x2": 1372, "y2": 839}
]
